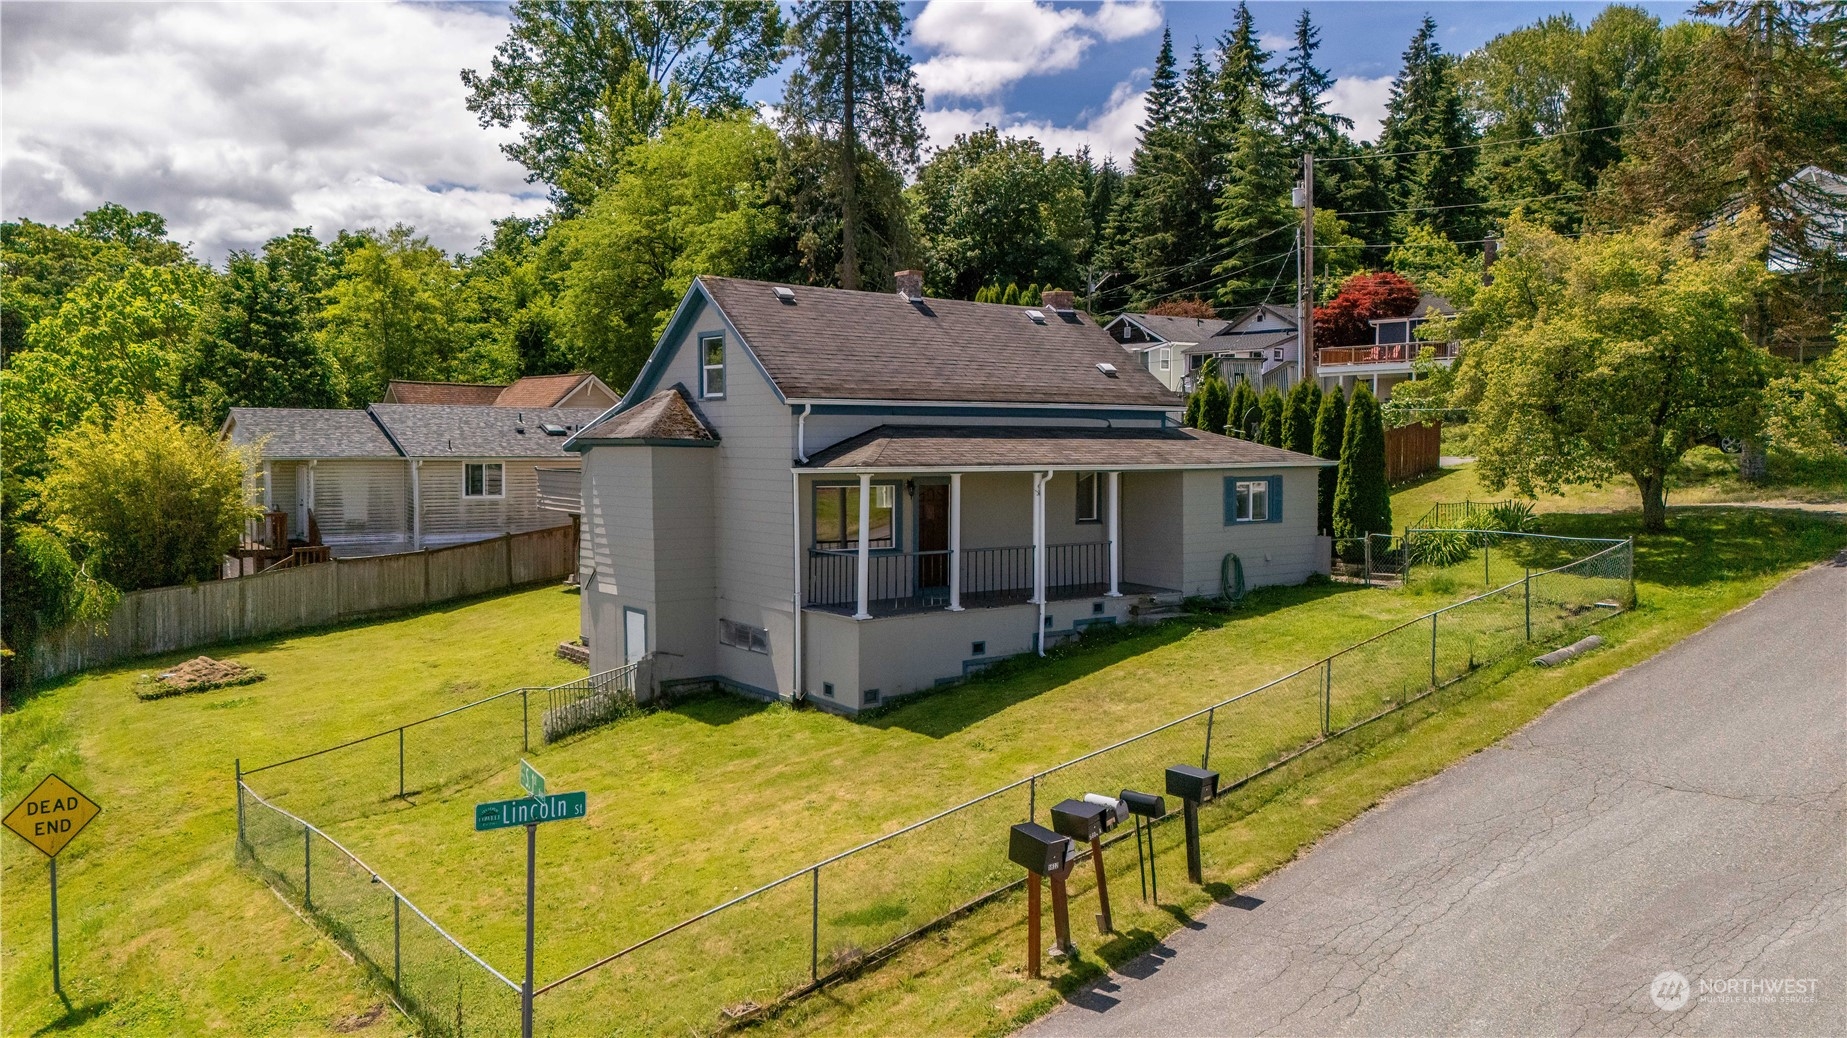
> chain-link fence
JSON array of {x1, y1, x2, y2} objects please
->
[
  {"x1": 237, "y1": 535, "x2": 1630, "y2": 1036},
  {"x1": 1332, "y1": 533, "x2": 1408, "y2": 585}
]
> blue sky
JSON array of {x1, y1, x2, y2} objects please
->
[{"x1": 2, "y1": 1, "x2": 1697, "y2": 260}]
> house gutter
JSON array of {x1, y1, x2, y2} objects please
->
[
  {"x1": 796, "y1": 404, "x2": 812, "y2": 464},
  {"x1": 790, "y1": 469, "x2": 803, "y2": 703}
]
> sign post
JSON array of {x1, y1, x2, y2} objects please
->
[
  {"x1": 4, "y1": 774, "x2": 102, "y2": 999},
  {"x1": 478, "y1": 765, "x2": 583, "y2": 1038}
]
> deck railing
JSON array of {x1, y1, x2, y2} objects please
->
[
  {"x1": 1317, "y1": 341, "x2": 1458, "y2": 367},
  {"x1": 806, "y1": 542, "x2": 1112, "y2": 613}
]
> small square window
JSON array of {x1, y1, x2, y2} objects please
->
[
  {"x1": 464, "y1": 462, "x2": 504, "y2": 498},
  {"x1": 1043, "y1": 615, "x2": 1053, "y2": 628},
  {"x1": 863, "y1": 688, "x2": 880, "y2": 705},
  {"x1": 822, "y1": 682, "x2": 835, "y2": 698},
  {"x1": 971, "y1": 641, "x2": 986, "y2": 656},
  {"x1": 1092, "y1": 601, "x2": 1105, "y2": 614}
]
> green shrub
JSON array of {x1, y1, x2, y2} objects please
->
[
  {"x1": 1332, "y1": 383, "x2": 1392, "y2": 537},
  {"x1": 1479, "y1": 499, "x2": 1538, "y2": 533}
]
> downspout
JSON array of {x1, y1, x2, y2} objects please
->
[
  {"x1": 1033, "y1": 470, "x2": 1052, "y2": 656},
  {"x1": 790, "y1": 468, "x2": 803, "y2": 702},
  {"x1": 796, "y1": 404, "x2": 812, "y2": 464}
]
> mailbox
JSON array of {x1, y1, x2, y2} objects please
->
[
  {"x1": 1009, "y1": 822, "x2": 1072, "y2": 876},
  {"x1": 1083, "y1": 793, "x2": 1129, "y2": 829},
  {"x1": 1051, "y1": 799, "x2": 1112, "y2": 842},
  {"x1": 1120, "y1": 789, "x2": 1166, "y2": 819},
  {"x1": 1165, "y1": 764, "x2": 1220, "y2": 805}
]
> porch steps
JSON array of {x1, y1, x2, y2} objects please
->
[{"x1": 1135, "y1": 591, "x2": 1189, "y2": 622}]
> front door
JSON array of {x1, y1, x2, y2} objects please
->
[
  {"x1": 917, "y1": 484, "x2": 949, "y2": 588},
  {"x1": 624, "y1": 608, "x2": 648, "y2": 665}
]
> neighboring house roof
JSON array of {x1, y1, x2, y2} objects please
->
[
  {"x1": 1183, "y1": 329, "x2": 1297, "y2": 356},
  {"x1": 369, "y1": 404, "x2": 607, "y2": 458},
  {"x1": 799, "y1": 425, "x2": 1330, "y2": 470},
  {"x1": 695, "y1": 276, "x2": 1181, "y2": 407},
  {"x1": 494, "y1": 373, "x2": 607, "y2": 407},
  {"x1": 382, "y1": 373, "x2": 613, "y2": 408},
  {"x1": 571, "y1": 386, "x2": 716, "y2": 444},
  {"x1": 1110, "y1": 313, "x2": 1234, "y2": 345},
  {"x1": 384, "y1": 380, "x2": 506, "y2": 405},
  {"x1": 224, "y1": 408, "x2": 401, "y2": 460},
  {"x1": 1218, "y1": 303, "x2": 1298, "y2": 332}
]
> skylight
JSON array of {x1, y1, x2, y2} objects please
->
[
  {"x1": 1096, "y1": 362, "x2": 1119, "y2": 377},
  {"x1": 773, "y1": 286, "x2": 796, "y2": 304},
  {"x1": 1025, "y1": 309, "x2": 1046, "y2": 324}
]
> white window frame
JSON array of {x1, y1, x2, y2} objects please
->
[
  {"x1": 464, "y1": 462, "x2": 505, "y2": 499},
  {"x1": 1158, "y1": 347, "x2": 1171, "y2": 371},
  {"x1": 1233, "y1": 480, "x2": 1268, "y2": 523},
  {"x1": 719, "y1": 619, "x2": 770, "y2": 654},
  {"x1": 699, "y1": 332, "x2": 726, "y2": 399},
  {"x1": 1075, "y1": 472, "x2": 1100, "y2": 524}
]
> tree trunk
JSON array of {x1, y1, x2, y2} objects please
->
[
  {"x1": 1636, "y1": 471, "x2": 1668, "y2": 532},
  {"x1": 838, "y1": 2, "x2": 858, "y2": 291},
  {"x1": 1739, "y1": 436, "x2": 1767, "y2": 483}
]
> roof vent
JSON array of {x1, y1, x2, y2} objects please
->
[
  {"x1": 773, "y1": 286, "x2": 796, "y2": 304},
  {"x1": 1025, "y1": 309, "x2": 1046, "y2": 324},
  {"x1": 542, "y1": 423, "x2": 567, "y2": 436},
  {"x1": 1096, "y1": 362, "x2": 1119, "y2": 377}
]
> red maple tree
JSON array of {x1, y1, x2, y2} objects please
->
[
  {"x1": 1312, "y1": 272, "x2": 1421, "y2": 349},
  {"x1": 1147, "y1": 297, "x2": 1219, "y2": 319}
]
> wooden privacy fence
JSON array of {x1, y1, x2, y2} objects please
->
[
  {"x1": 1385, "y1": 421, "x2": 1442, "y2": 484},
  {"x1": 29, "y1": 526, "x2": 577, "y2": 683}
]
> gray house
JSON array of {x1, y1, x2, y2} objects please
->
[
  {"x1": 567, "y1": 272, "x2": 1332, "y2": 713},
  {"x1": 223, "y1": 403, "x2": 604, "y2": 557},
  {"x1": 1106, "y1": 305, "x2": 1301, "y2": 394}
]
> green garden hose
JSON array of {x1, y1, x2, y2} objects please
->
[{"x1": 1221, "y1": 552, "x2": 1247, "y2": 605}]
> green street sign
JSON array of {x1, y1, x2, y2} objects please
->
[
  {"x1": 475, "y1": 791, "x2": 586, "y2": 832},
  {"x1": 518, "y1": 759, "x2": 546, "y2": 799}
]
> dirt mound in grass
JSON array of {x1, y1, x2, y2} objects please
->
[{"x1": 138, "y1": 656, "x2": 264, "y2": 700}]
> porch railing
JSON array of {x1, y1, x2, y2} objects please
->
[
  {"x1": 805, "y1": 542, "x2": 1112, "y2": 613},
  {"x1": 1317, "y1": 342, "x2": 1458, "y2": 367}
]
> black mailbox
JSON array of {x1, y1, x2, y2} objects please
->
[
  {"x1": 1009, "y1": 822, "x2": 1072, "y2": 876},
  {"x1": 1120, "y1": 789, "x2": 1167, "y2": 819},
  {"x1": 1050, "y1": 799, "x2": 1111, "y2": 842},
  {"x1": 1165, "y1": 764, "x2": 1220, "y2": 804}
]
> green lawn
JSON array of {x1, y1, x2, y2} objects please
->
[{"x1": 3, "y1": 500, "x2": 1842, "y2": 1037}]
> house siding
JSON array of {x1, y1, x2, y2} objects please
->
[
  {"x1": 416, "y1": 459, "x2": 573, "y2": 547},
  {"x1": 1122, "y1": 470, "x2": 1184, "y2": 591},
  {"x1": 1180, "y1": 467, "x2": 1318, "y2": 594}
]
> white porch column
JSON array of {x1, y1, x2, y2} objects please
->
[
  {"x1": 410, "y1": 458, "x2": 422, "y2": 550},
  {"x1": 1106, "y1": 470, "x2": 1122, "y2": 597},
  {"x1": 853, "y1": 472, "x2": 872, "y2": 620},
  {"x1": 262, "y1": 461, "x2": 274, "y2": 509},
  {"x1": 1030, "y1": 472, "x2": 1047, "y2": 604},
  {"x1": 947, "y1": 472, "x2": 964, "y2": 611}
]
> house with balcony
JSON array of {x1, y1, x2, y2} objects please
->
[
  {"x1": 1314, "y1": 294, "x2": 1458, "y2": 400},
  {"x1": 567, "y1": 272, "x2": 1332, "y2": 713}
]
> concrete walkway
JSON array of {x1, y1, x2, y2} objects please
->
[{"x1": 1024, "y1": 558, "x2": 1847, "y2": 1037}]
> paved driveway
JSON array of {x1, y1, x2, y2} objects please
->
[{"x1": 1025, "y1": 559, "x2": 1846, "y2": 1037}]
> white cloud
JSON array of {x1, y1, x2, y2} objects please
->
[
  {"x1": 1258, "y1": 32, "x2": 1294, "y2": 54},
  {"x1": 913, "y1": 0, "x2": 1161, "y2": 101},
  {"x1": 1328, "y1": 75, "x2": 1394, "y2": 143},
  {"x1": 0, "y1": 2, "x2": 544, "y2": 261},
  {"x1": 923, "y1": 78, "x2": 1148, "y2": 164}
]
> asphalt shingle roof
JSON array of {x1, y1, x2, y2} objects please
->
[
  {"x1": 225, "y1": 408, "x2": 400, "y2": 460},
  {"x1": 384, "y1": 381, "x2": 506, "y2": 405},
  {"x1": 369, "y1": 404, "x2": 607, "y2": 458},
  {"x1": 800, "y1": 425, "x2": 1330, "y2": 470},
  {"x1": 573, "y1": 386, "x2": 716, "y2": 443},
  {"x1": 698, "y1": 276, "x2": 1181, "y2": 408},
  {"x1": 1116, "y1": 313, "x2": 1234, "y2": 344},
  {"x1": 1184, "y1": 329, "x2": 1297, "y2": 355},
  {"x1": 495, "y1": 373, "x2": 598, "y2": 407}
]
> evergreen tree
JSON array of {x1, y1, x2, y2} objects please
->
[
  {"x1": 1184, "y1": 382, "x2": 1205, "y2": 428},
  {"x1": 1278, "y1": 9, "x2": 1353, "y2": 152},
  {"x1": 184, "y1": 247, "x2": 344, "y2": 423},
  {"x1": 1332, "y1": 383, "x2": 1392, "y2": 537},
  {"x1": 1024, "y1": 283, "x2": 1042, "y2": 306},
  {"x1": 1283, "y1": 378, "x2": 1318, "y2": 454},
  {"x1": 1258, "y1": 385, "x2": 1286, "y2": 445},
  {"x1": 1001, "y1": 283, "x2": 1021, "y2": 306},
  {"x1": 1125, "y1": 34, "x2": 1221, "y2": 306},
  {"x1": 1214, "y1": 3, "x2": 1278, "y2": 134},
  {"x1": 1312, "y1": 384, "x2": 1347, "y2": 533},
  {"x1": 1377, "y1": 16, "x2": 1484, "y2": 242},
  {"x1": 1212, "y1": 90, "x2": 1296, "y2": 309},
  {"x1": 1201, "y1": 372, "x2": 1232, "y2": 435},
  {"x1": 1227, "y1": 378, "x2": 1260, "y2": 438},
  {"x1": 781, "y1": 0, "x2": 924, "y2": 289}
]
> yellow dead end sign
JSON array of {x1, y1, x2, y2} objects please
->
[
  {"x1": 4, "y1": 773, "x2": 100, "y2": 858},
  {"x1": 5, "y1": 773, "x2": 100, "y2": 997}
]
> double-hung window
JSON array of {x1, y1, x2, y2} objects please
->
[
  {"x1": 1225, "y1": 477, "x2": 1280, "y2": 524},
  {"x1": 813, "y1": 483, "x2": 896, "y2": 550},
  {"x1": 464, "y1": 462, "x2": 504, "y2": 498},
  {"x1": 700, "y1": 333, "x2": 726, "y2": 398},
  {"x1": 1075, "y1": 472, "x2": 1100, "y2": 523}
]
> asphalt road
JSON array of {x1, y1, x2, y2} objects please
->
[{"x1": 1025, "y1": 557, "x2": 1847, "y2": 1037}]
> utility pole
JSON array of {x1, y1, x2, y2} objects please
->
[
  {"x1": 839, "y1": 1, "x2": 858, "y2": 291},
  {"x1": 1300, "y1": 151, "x2": 1316, "y2": 388}
]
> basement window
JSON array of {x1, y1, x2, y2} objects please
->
[{"x1": 719, "y1": 619, "x2": 769, "y2": 654}]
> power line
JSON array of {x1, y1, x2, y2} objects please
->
[
  {"x1": 1119, "y1": 221, "x2": 1299, "y2": 295},
  {"x1": 1316, "y1": 229, "x2": 1596, "y2": 252},
  {"x1": 1136, "y1": 246, "x2": 1300, "y2": 308},
  {"x1": 1331, "y1": 192, "x2": 1576, "y2": 218},
  {"x1": 1313, "y1": 121, "x2": 1638, "y2": 165}
]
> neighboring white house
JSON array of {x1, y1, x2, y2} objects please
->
[
  {"x1": 1314, "y1": 294, "x2": 1458, "y2": 401},
  {"x1": 1106, "y1": 305, "x2": 1302, "y2": 395},
  {"x1": 223, "y1": 403, "x2": 604, "y2": 557},
  {"x1": 567, "y1": 273, "x2": 1332, "y2": 713}
]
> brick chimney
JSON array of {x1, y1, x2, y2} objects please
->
[
  {"x1": 894, "y1": 269, "x2": 924, "y2": 300},
  {"x1": 1042, "y1": 288, "x2": 1075, "y2": 311}
]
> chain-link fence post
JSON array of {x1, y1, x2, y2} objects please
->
[
  {"x1": 810, "y1": 865, "x2": 820, "y2": 984},
  {"x1": 303, "y1": 826, "x2": 313, "y2": 909},
  {"x1": 397, "y1": 727, "x2": 405, "y2": 799},
  {"x1": 523, "y1": 687, "x2": 531, "y2": 754},
  {"x1": 1321, "y1": 659, "x2": 1332, "y2": 737},
  {"x1": 1484, "y1": 535, "x2": 1491, "y2": 588},
  {"x1": 1627, "y1": 537, "x2": 1637, "y2": 606},
  {"x1": 1364, "y1": 536, "x2": 1373, "y2": 587},
  {"x1": 1525, "y1": 568, "x2": 1532, "y2": 641},
  {"x1": 1028, "y1": 774, "x2": 1037, "y2": 823},
  {"x1": 1201, "y1": 707, "x2": 1215, "y2": 769},
  {"x1": 1429, "y1": 613, "x2": 1438, "y2": 689},
  {"x1": 393, "y1": 895, "x2": 401, "y2": 992},
  {"x1": 235, "y1": 759, "x2": 244, "y2": 851}
]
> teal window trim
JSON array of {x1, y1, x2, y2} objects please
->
[
  {"x1": 699, "y1": 332, "x2": 726, "y2": 399},
  {"x1": 810, "y1": 479, "x2": 904, "y2": 553},
  {"x1": 1223, "y1": 475, "x2": 1283, "y2": 525}
]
